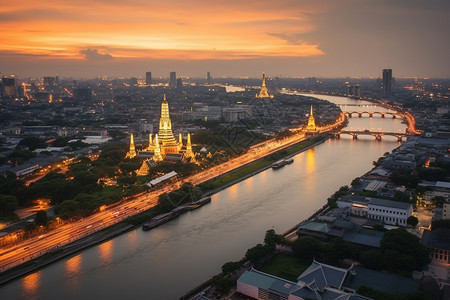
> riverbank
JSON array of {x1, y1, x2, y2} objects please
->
[
  {"x1": 0, "y1": 223, "x2": 134, "y2": 286},
  {"x1": 0, "y1": 135, "x2": 329, "y2": 286}
]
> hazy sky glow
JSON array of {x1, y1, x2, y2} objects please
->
[{"x1": 1, "y1": 0, "x2": 449, "y2": 78}]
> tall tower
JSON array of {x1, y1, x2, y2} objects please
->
[
  {"x1": 126, "y1": 134, "x2": 137, "y2": 158},
  {"x1": 169, "y1": 72, "x2": 176, "y2": 87},
  {"x1": 382, "y1": 69, "x2": 392, "y2": 98},
  {"x1": 207, "y1": 72, "x2": 212, "y2": 85},
  {"x1": 185, "y1": 133, "x2": 195, "y2": 160},
  {"x1": 306, "y1": 105, "x2": 317, "y2": 133},
  {"x1": 256, "y1": 74, "x2": 273, "y2": 98},
  {"x1": 146, "y1": 72, "x2": 152, "y2": 85},
  {"x1": 157, "y1": 94, "x2": 179, "y2": 153}
]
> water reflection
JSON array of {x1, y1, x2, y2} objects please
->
[
  {"x1": 65, "y1": 255, "x2": 82, "y2": 276},
  {"x1": 305, "y1": 149, "x2": 316, "y2": 175},
  {"x1": 98, "y1": 240, "x2": 113, "y2": 265},
  {"x1": 21, "y1": 271, "x2": 40, "y2": 300}
]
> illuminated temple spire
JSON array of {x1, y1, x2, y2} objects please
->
[
  {"x1": 306, "y1": 105, "x2": 317, "y2": 133},
  {"x1": 158, "y1": 94, "x2": 178, "y2": 146},
  {"x1": 256, "y1": 73, "x2": 273, "y2": 98},
  {"x1": 153, "y1": 134, "x2": 163, "y2": 161},
  {"x1": 184, "y1": 133, "x2": 195, "y2": 160},
  {"x1": 125, "y1": 134, "x2": 136, "y2": 158}
]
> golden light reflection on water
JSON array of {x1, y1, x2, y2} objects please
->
[
  {"x1": 65, "y1": 254, "x2": 82, "y2": 276},
  {"x1": 305, "y1": 149, "x2": 316, "y2": 175},
  {"x1": 126, "y1": 230, "x2": 138, "y2": 249},
  {"x1": 99, "y1": 240, "x2": 113, "y2": 264},
  {"x1": 227, "y1": 184, "x2": 239, "y2": 202},
  {"x1": 22, "y1": 271, "x2": 40, "y2": 298}
]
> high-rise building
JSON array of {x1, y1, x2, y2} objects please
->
[
  {"x1": 169, "y1": 72, "x2": 176, "y2": 87},
  {"x1": 73, "y1": 87, "x2": 92, "y2": 101},
  {"x1": 1, "y1": 77, "x2": 16, "y2": 99},
  {"x1": 207, "y1": 72, "x2": 212, "y2": 85},
  {"x1": 176, "y1": 78, "x2": 183, "y2": 89},
  {"x1": 44, "y1": 76, "x2": 56, "y2": 88},
  {"x1": 382, "y1": 69, "x2": 392, "y2": 98},
  {"x1": 130, "y1": 77, "x2": 138, "y2": 86},
  {"x1": 346, "y1": 84, "x2": 360, "y2": 99},
  {"x1": 146, "y1": 72, "x2": 152, "y2": 85}
]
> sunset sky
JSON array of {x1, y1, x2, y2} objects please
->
[{"x1": 1, "y1": 0, "x2": 449, "y2": 78}]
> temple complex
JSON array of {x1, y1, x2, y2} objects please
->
[
  {"x1": 124, "y1": 95, "x2": 196, "y2": 175},
  {"x1": 256, "y1": 73, "x2": 273, "y2": 98}
]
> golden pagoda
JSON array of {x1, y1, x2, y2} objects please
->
[
  {"x1": 184, "y1": 133, "x2": 195, "y2": 161},
  {"x1": 256, "y1": 73, "x2": 273, "y2": 98},
  {"x1": 125, "y1": 134, "x2": 137, "y2": 158},
  {"x1": 305, "y1": 105, "x2": 317, "y2": 133},
  {"x1": 157, "y1": 94, "x2": 179, "y2": 153},
  {"x1": 152, "y1": 134, "x2": 164, "y2": 162},
  {"x1": 132, "y1": 95, "x2": 198, "y2": 175}
]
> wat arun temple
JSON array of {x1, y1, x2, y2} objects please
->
[{"x1": 125, "y1": 94, "x2": 195, "y2": 176}]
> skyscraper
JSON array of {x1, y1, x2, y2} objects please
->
[
  {"x1": 207, "y1": 72, "x2": 211, "y2": 85},
  {"x1": 1, "y1": 77, "x2": 16, "y2": 99},
  {"x1": 73, "y1": 87, "x2": 92, "y2": 101},
  {"x1": 169, "y1": 72, "x2": 176, "y2": 88},
  {"x1": 146, "y1": 72, "x2": 152, "y2": 85},
  {"x1": 382, "y1": 69, "x2": 392, "y2": 98}
]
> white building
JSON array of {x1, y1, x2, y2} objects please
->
[
  {"x1": 337, "y1": 196, "x2": 412, "y2": 226},
  {"x1": 367, "y1": 198, "x2": 412, "y2": 226}
]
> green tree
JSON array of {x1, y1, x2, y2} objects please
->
[
  {"x1": 245, "y1": 244, "x2": 268, "y2": 263},
  {"x1": 380, "y1": 228, "x2": 429, "y2": 271},
  {"x1": 17, "y1": 136, "x2": 46, "y2": 151},
  {"x1": 407, "y1": 216, "x2": 418, "y2": 227},
  {"x1": 292, "y1": 236, "x2": 324, "y2": 261},
  {"x1": 210, "y1": 274, "x2": 234, "y2": 297},
  {"x1": 264, "y1": 229, "x2": 286, "y2": 251},
  {"x1": 431, "y1": 196, "x2": 445, "y2": 207},
  {"x1": 0, "y1": 195, "x2": 19, "y2": 216},
  {"x1": 351, "y1": 177, "x2": 361, "y2": 187},
  {"x1": 55, "y1": 200, "x2": 81, "y2": 219},
  {"x1": 221, "y1": 261, "x2": 242, "y2": 277},
  {"x1": 393, "y1": 191, "x2": 410, "y2": 203},
  {"x1": 34, "y1": 210, "x2": 48, "y2": 227}
]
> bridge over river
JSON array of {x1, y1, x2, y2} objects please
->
[{"x1": 334, "y1": 130, "x2": 409, "y2": 141}]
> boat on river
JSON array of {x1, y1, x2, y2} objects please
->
[
  {"x1": 272, "y1": 157, "x2": 294, "y2": 169},
  {"x1": 186, "y1": 196, "x2": 211, "y2": 210}
]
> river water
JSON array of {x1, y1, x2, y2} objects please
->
[{"x1": 0, "y1": 94, "x2": 406, "y2": 300}]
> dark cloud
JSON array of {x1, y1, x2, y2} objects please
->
[{"x1": 80, "y1": 49, "x2": 113, "y2": 61}]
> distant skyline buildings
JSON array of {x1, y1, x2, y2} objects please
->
[
  {"x1": 382, "y1": 69, "x2": 393, "y2": 98},
  {"x1": 146, "y1": 72, "x2": 152, "y2": 85},
  {"x1": 169, "y1": 72, "x2": 176, "y2": 88}
]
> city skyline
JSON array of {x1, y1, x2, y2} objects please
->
[{"x1": 1, "y1": 0, "x2": 449, "y2": 78}]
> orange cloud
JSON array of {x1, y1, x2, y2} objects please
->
[{"x1": 0, "y1": 0, "x2": 325, "y2": 60}]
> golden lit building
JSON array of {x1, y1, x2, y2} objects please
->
[
  {"x1": 305, "y1": 105, "x2": 318, "y2": 134},
  {"x1": 128, "y1": 95, "x2": 196, "y2": 175},
  {"x1": 125, "y1": 134, "x2": 137, "y2": 158},
  {"x1": 256, "y1": 73, "x2": 273, "y2": 98}
]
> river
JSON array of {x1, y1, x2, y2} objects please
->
[{"x1": 0, "y1": 94, "x2": 406, "y2": 300}]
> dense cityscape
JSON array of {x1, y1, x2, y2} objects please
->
[
  {"x1": 1, "y1": 1, "x2": 450, "y2": 300},
  {"x1": 0, "y1": 70, "x2": 449, "y2": 300}
]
